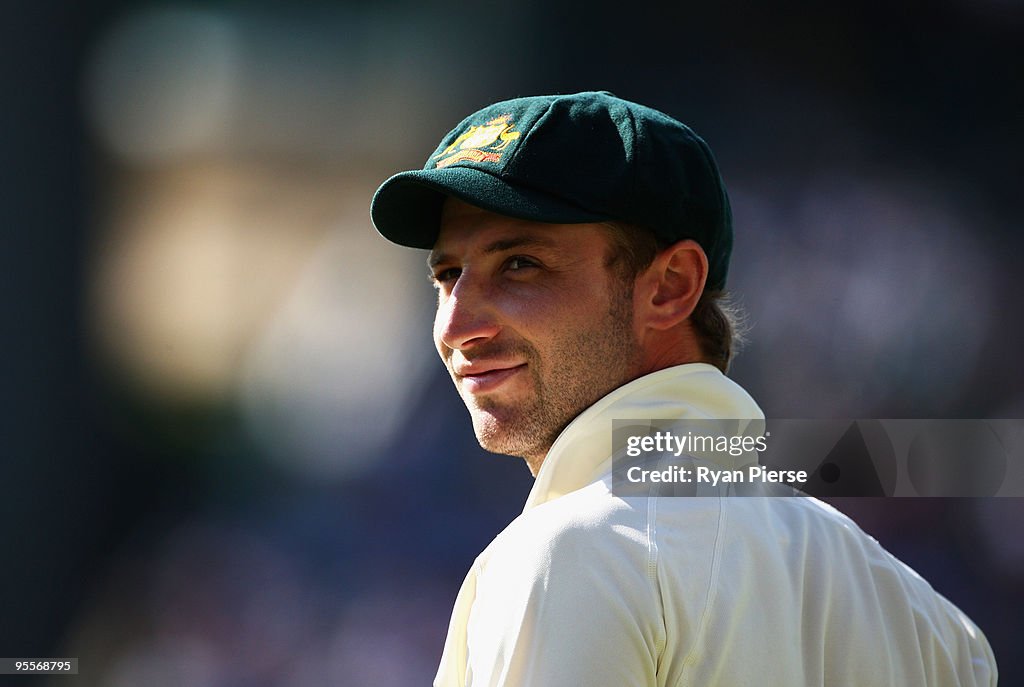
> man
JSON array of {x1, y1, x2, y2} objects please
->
[{"x1": 370, "y1": 92, "x2": 997, "y2": 686}]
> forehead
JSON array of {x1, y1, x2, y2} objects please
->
[
  {"x1": 437, "y1": 197, "x2": 542, "y2": 238},
  {"x1": 439, "y1": 196, "x2": 489, "y2": 225}
]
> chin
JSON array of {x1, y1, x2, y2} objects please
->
[{"x1": 470, "y1": 415, "x2": 532, "y2": 459}]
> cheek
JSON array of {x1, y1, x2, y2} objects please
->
[
  {"x1": 432, "y1": 302, "x2": 458, "y2": 363},
  {"x1": 432, "y1": 312, "x2": 446, "y2": 357}
]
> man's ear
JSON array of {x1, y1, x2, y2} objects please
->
[{"x1": 634, "y1": 239, "x2": 708, "y2": 331}]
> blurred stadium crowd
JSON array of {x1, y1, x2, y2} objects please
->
[{"x1": 3, "y1": 1, "x2": 1022, "y2": 685}]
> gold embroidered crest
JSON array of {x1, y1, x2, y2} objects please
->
[{"x1": 434, "y1": 115, "x2": 521, "y2": 169}]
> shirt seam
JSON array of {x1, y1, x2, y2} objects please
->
[
  {"x1": 647, "y1": 492, "x2": 667, "y2": 675},
  {"x1": 675, "y1": 497, "x2": 726, "y2": 687}
]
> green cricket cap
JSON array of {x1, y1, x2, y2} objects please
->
[{"x1": 370, "y1": 91, "x2": 734, "y2": 289}]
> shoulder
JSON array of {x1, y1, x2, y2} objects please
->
[{"x1": 666, "y1": 495, "x2": 989, "y2": 648}]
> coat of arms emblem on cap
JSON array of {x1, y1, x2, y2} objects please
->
[{"x1": 433, "y1": 115, "x2": 521, "y2": 169}]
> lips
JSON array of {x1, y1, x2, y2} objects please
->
[{"x1": 456, "y1": 362, "x2": 527, "y2": 394}]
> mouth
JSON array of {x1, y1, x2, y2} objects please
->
[{"x1": 457, "y1": 363, "x2": 527, "y2": 394}]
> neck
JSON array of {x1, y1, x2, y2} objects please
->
[
  {"x1": 637, "y1": 326, "x2": 705, "y2": 376},
  {"x1": 524, "y1": 453, "x2": 545, "y2": 477}
]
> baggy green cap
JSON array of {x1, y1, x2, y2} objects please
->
[{"x1": 370, "y1": 91, "x2": 733, "y2": 289}]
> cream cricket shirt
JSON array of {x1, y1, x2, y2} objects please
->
[{"x1": 434, "y1": 364, "x2": 997, "y2": 686}]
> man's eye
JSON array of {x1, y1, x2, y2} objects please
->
[
  {"x1": 505, "y1": 256, "x2": 538, "y2": 271},
  {"x1": 431, "y1": 267, "x2": 461, "y2": 286}
]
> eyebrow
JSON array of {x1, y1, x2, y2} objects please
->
[{"x1": 427, "y1": 235, "x2": 561, "y2": 269}]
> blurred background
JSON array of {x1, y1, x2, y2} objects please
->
[{"x1": 3, "y1": 0, "x2": 1021, "y2": 684}]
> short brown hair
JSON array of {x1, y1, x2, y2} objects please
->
[{"x1": 601, "y1": 222, "x2": 746, "y2": 373}]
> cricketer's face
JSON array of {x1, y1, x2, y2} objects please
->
[{"x1": 429, "y1": 198, "x2": 643, "y2": 472}]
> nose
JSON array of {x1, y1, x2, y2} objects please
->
[{"x1": 434, "y1": 272, "x2": 501, "y2": 353}]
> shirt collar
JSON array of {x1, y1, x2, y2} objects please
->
[{"x1": 523, "y1": 363, "x2": 764, "y2": 512}]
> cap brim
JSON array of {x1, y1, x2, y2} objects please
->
[{"x1": 370, "y1": 166, "x2": 610, "y2": 249}]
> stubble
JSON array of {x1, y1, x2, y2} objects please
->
[{"x1": 461, "y1": 279, "x2": 641, "y2": 471}]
